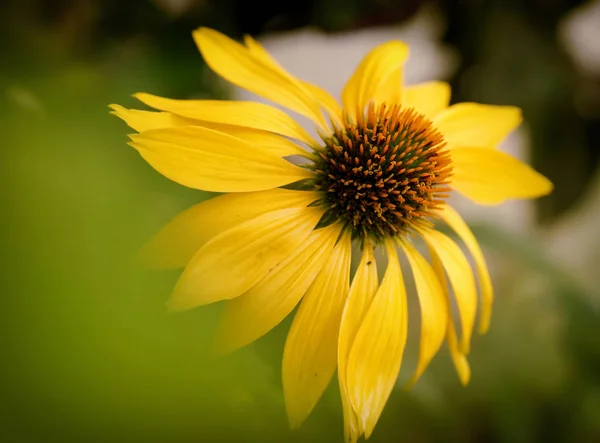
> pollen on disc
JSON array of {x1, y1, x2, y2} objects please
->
[{"x1": 313, "y1": 102, "x2": 453, "y2": 241}]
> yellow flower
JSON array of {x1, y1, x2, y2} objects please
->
[{"x1": 111, "y1": 28, "x2": 552, "y2": 441}]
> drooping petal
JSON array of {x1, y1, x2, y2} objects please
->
[
  {"x1": 243, "y1": 35, "x2": 343, "y2": 125},
  {"x1": 428, "y1": 250, "x2": 471, "y2": 385},
  {"x1": 168, "y1": 206, "x2": 323, "y2": 310},
  {"x1": 134, "y1": 92, "x2": 316, "y2": 145},
  {"x1": 446, "y1": 318, "x2": 471, "y2": 385},
  {"x1": 419, "y1": 228, "x2": 477, "y2": 355},
  {"x1": 193, "y1": 27, "x2": 326, "y2": 128},
  {"x1": 450, "y1": 147, "x2": 554, "y2": 204},
  {"x1": 402, "y1": 81, "x2": 451, "y2": 119},
  {"x1": 346, "y1": 239, "x2": 408, "y2": 438},
  {"x1": 215, "y1": 223, "x2": 342, "y2": 355},
  {"x1": 342, "y1": 41, "x2": 409, "y2": 121},
  {"x1": 437, "y1": 205, "x2": 493, "y2": 334},
  {"x1": 110, "y1": 105, "x2": 192, "y2": 131},
  {"x1": 397, "y1": 238, "x2": 448, "y2": 386},
  {"x1": 433, "y1": 103, "x2": 522, "y2": 149},
  {"x1": 338, "y1": 242, "x2": 379, "y2": 443},
  {"x1": 129, "y1": 126, "x2": 313, "y2": 193},
  {"x1": 140, "y1": 189, "x2": 320, "y2": 269},
  {"x1": 282, "y1": 231, "x2": 352, "y2": 428}
]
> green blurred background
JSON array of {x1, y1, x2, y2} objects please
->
[{"x1": 1, "y1": 0, "x2": 599, "y2": 442}]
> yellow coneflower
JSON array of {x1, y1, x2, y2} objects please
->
[{"x1": 111, "y1": 28, "x2": 552, "y2": 442}]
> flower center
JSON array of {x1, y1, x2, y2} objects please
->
[{"x1": 313, "y1": 102, "x2": 453, "y2": 241}]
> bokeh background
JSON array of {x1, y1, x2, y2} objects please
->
[{"x1": 2, "y1": 0, "x2": 600, "y2": 442}]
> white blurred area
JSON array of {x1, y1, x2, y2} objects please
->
[
  {"x1": 560, "y1": 0, "x2": 600, "y2": 76},
  {"x1": 552, "y1": 0, "x2": 600, "y2": 296}
]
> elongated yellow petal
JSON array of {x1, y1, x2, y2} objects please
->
[
  {"x1": 243, "y1": 35, "x2": 343, "y2": 126},
  {"x1": 282, "y1": 232, "x2": 351, "y2": 428},
  {"x1": 428, "y1": 250, "x2": 471, "y2": 385},
  {"x1": 300, "y1": 81, "x2": 343, "y2": 127},
  {"x1": 217, "y1": 127, "x2": 308, "y2": 157},
  {"x1": 110, "y1": 105, "x2": 193, "y2": 131},
  {"x1": 398, "y1": 238, "x2": 448, "y2": 386},
  {"x1": 129, "y1": 126, "x2": 312, "y2": 193},
  {"x1": 338, "y1": 242, "x2": 378, "y2": 443},
  {"x1": 169, "y1": 206, "x2": 323, "y2": 310},
  {"x1": 346, "y1": 240, "x2": 407, "y2": 438},
  {"x1": 342, "y1": 41, "x2": 409, "y2": 121},
  {"x1": 419, "y1": 228, "x2": 477, "y2": 355},
  {"x1": 112, "y1": 104, "x2": 307, "y2": 157},
  {"x1": 437, "y1": 205, "x2": 493, "y2": 334},
  {"x1": 450, "y1": 147, "x2": 554, "y2": 204},
  {"x1": 433, "y1": 103, "x2": 522, "y2": 148},
  {"x1": 402, "y1": 81, "x2": 451, "y2": 119},
  {"x1": 446, "y1": 317, "x2": 471, "y2": 385},
  {"x1": 371, "y1": 67, "x2": 402, "y2": 106},
  {"x1": 140, "y1": 189, "x2": 319, "y2": 269},
  {"x1": 215, "y1": 223, "x2": 342, "y2": 354},
  {"x1": 193, "y1": 27, "x2": 326, "y2": 128},
  {"x1": 134, "y1": 92, "x2": 316, "y2": 145}
]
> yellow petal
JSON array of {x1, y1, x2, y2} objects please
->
[
  {"x1": 140, "y1": 189, "x2": 319, "y2": 269},
  {"x1": 243, "y1": 35, "x2": 343, "y2": 126},
  {"x1": 169, "y1": 206, "x2": 323, "y2": 310},
  {"x1": 346, "y1": 240, "x2": 407, "y2": 438},
  {"x1": 450, "y1": 147, "x2": 554, "y2": 204},
  {"x1": 215, "y1": 126, "x2": 308, "y2": 157},
  {"x1": 177, "y1": 122, "x2": 308, "y2": 158},
  {"x1": 110, "y1": 105, "x2": 193, "y2": 132},
  {"x1": 282, "y1": 231, "x2": 351, "y2": 428},
  {"x1": 397, "y1": 238, "x2": 448, "y2": 386},
  {"x1": 402, "y1": 81, "x2": 451, "y2": 118},
  {"x1": 433, "y1": 103, "x2": 522, "y2": 148},
  {"x1": 371, "y1": 67, "x2": 402, "y2": 106},
  {"x1": 193, "y1": 27, "x2": 326, "y2": 128},
  {"x1": 129, "y1": 126, "x2": 312, "y2": 193},
  {"x1": 342, "y1": 41, "x2": 409, "y2": 121},
  {"x1": 215, "y1": 223, "x2": 342, "y2": 354},
  {"x1": 111, "y1": 104, "x2": 307, "y2": 157},
  {"x1": 338, "y1": 242, "x2": 379, "y2": 443},
  {"x1": 112, "y1": 104, "x2": 307, "y2": 157},
  {"x1": 437, "y1": 205, "x2": 493, "y2": 334},
  {"x1": 446, "y1": 319, "x2": 471, "y2": 385},
  {"x1": 419, "y1": 228, "x2": 477, "y2": 355},
  {"x1": 427, "y1": 250, "x2": 471, "y2": 385},
  {"x1": 134, "y1": 92, "x2": 316, "y2": 145}
]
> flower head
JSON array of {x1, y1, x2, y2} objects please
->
[
  {"x1": 111, "y1": 27, "x2": 552, "y2": 442},
  {"x1": 313, "y1": 103, "x2": 452, "y2": 241}
]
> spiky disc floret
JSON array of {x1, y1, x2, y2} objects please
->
[{"x1": 313, "y1": 102, "x2": 453, "y2": 241}]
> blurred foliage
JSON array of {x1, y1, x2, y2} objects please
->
[{"x1": 1, "y1": 0, "x2": 599, "y2": 442}]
